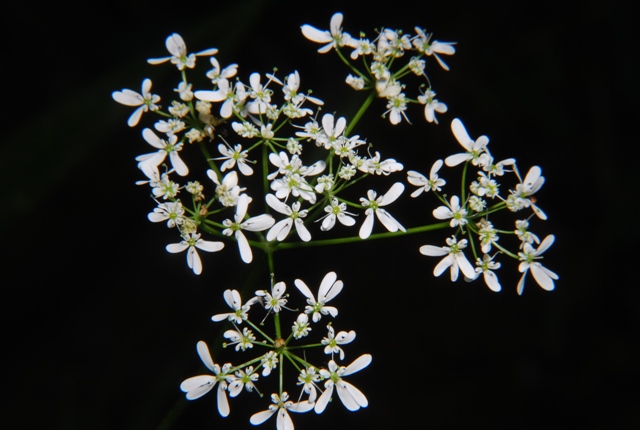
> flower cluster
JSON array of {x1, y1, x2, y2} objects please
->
[
  {"x1": 113, "y1": 10, "x2": 559, "y2": 430},
  {"x1": 181, "y1": 272, "x2": 371, "y2": 430}
]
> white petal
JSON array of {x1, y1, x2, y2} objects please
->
[
  {"x1": 318, "y1": 272, "x2": 339, "y2": 301},
  {"x1": 451, "y1": 118, "x2": 473, "y2": 149},
  {"x1": 217, "y1": 386, "x2": 230, "y2": 417},
  {"x1": 289, "y1": 400, "x2": 314, "y2": 413},
  {"x1": 127, "y1": 106, "x2": 144, "y2": 127},
  {"x1": 187, "y1": 246, "x2": 202, "y2": 275},
  {"x1": 266, "y1": 194, "x2": 291, "y2": 215},
  {"x1": 169, "y1": 152, "x2": 189, "y2": 176},
  {"x1": 236, "y1": 231, "x2": 252, "y2": 263},
  {"x1": 166, "y1": 242, "x2": 188, "y2": 253},
  {"x1": 313, "y1": 384, "x2": 333, "y2": 413},
  {"x1": 277, "y1": 408, "x2": 293, "y2": 430},
  {"x1": 300, "y1": 25, "x2": 332, "y2": 44},
  {"x1": 455, "y1": 254, "x2": 476, "y2": 279},
  {"x1": 358, "y1": 211, "x2": 374, "y2": 239},
  {"x1": 344, "y1": 354, "x2": 372, "y2": 375},
  {"x1": 406, "y1": 170, "x2": 427, "y2": 187},
  {"x1": 433, "y1": 255, "x2": 454, "y2": 277},
  {"x1": 294, "y1": 219, "x2": 312, "y2": 242},
  {"x1": 197, "y1": 341, "x2": 216, "y2": 372},
  {"x1": 195, "y1": 240, "x2": 224, "y2": 253},
  {"x1": 180, "y1": 375, "x2": 215, "y2": 399},
  {"x1": 335, "y1": 382, "x2": 360, "y2": 411},
  {"x1": 243, "y1": 214, "x2": 275, "y2": 232},
  {"x1": 112, "y1": 89, "x2": 142, "y2": 106},
  {"x1": 380, "y1": 182, "x2": 404, "y2": 206},
  {"x1": 444, "y1": 153, "x2": 471, "y2": 167},
  {"x1": 419, "y1": 245, "x2": 447, "y2": 256},
  {"x1": 483, "y1": 271, "x2": 502, "y2": 292},
  {"x1": 250, "y1": 409, "x2": 275, "y2": 425},
  {"x1": 530, "y1": 263, "x2": 557, "y2": 291},
  {"x1": 537, "y1": 235, "x2": 555, "y2": 254},
  {"x1": 267, "y1": 219, "x2": 293, "y2": 242},
  {"x1": 376, "y1": 208, "x2": 404, "y2": 233},
  {"x1": 294, "y1": 279, "x2": 314, "y2": 300},
  {"x1": 432, "y1": 206, "x2": 453, "y2": 220}
]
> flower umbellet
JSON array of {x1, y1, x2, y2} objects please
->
[{"x1": 114, "y1": 11, "x2": 558, "y2": 429}]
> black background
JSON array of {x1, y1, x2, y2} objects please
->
[{"x1": 2, "y1": 1, "x2": 638, "y2": 429}]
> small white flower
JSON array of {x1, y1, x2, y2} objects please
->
[
  {"x1": 228, "y1": 366, "x2": 259, "y2": 398},
  {"x1": 166, "y1": 233, "x2": 224, "y2": 275},
  {"x1": 207, "y1": 169, "x2": 245, "y2": 207},
  {"x1": 318, "y1": 198, "x2": 357, "y2": 231},
  {"x1": 413, "y1": 27, "x2": 456, "y2": 71},
  {"x1": 206, "y1": 57, "x2": 238, "y2": 85},
  {"x1": 250, "y1": 391, "x2": 313, "y2": 430},
  {"x1": 420, "y1": 236, "x2": 476, "y2": 281},
  {"x1": 472, "y1": 254, "x2": 502, "y2": 292},
  {"x1": 214, "y1": 142, "x2": 254, "y2": 176},
  {"x1": 418, "y1": 89, "x2": 447, "y2": 124},
  {"x1": 211, "y1": 289, "x2": 257, "y2": 324},
  {"x1": 314, "y1": 354, "x2": 371, "y2": 414},
  {"x1": 517, "y1": 235, "x2": 559, "y2": 295},
  {"x1": 297, "y1": 366, "x2": 321, "y2": 402},
  {"x1": 147, "y1": 201, "x2": 185, "y2": 228},
  {"x1": 260, "y1": 351, "x2": 280, "y2": 377},
  {"x1": 445, "y1": 118, "x2": 490, "y2": 167},
  {"x1": 321, "y1": 325, "x2": 355, "y2": 360},
  {"x1": 147, "y1": 33, "x2": 218, "y2": 70},
  {"x1": 301, "y1": 12, "x2": 356, "y2": 54},
  {"x1": 222, "y1": 194, "x2": 275, "y2": 263},
  {"x1": 223, "y1": 327, "x2": 256, "y2": 351},
  {"x1": 265, "y1": 194, "x2": 311, "y2": 242},
  {"x1": 359, "y1": 182, "x2": 406, "y2": 239},
  {"x1": 255, "y1": 281, "x2": 287, "y2": 314},
  {"x1": 294, "y1": 271, "x2": 343, "y2": 322},
  {"x1": 179, "y1": 341, "x2": 232, "y2": 417},
  {"x1": 407, "y1": 159, "x2": 446, "y2": 197},
  {"x1": 292, "y1": 313, "x2": 312, "y2": 339},
  {"x1": 346, "y1": 74, "x2": 365, "y2": 90},
  {"x1": 433, "y1": 195, "x2": 468, "y2": 228},
  {"x1": 136, "y1": 128, "x2": 188, "y2": 176},
  {"x1": 112, "y1": 78, "x2": 160, "y2": 127},
  {"x1": 511, "y1": 165, "x2": 547, "y2": 220}
]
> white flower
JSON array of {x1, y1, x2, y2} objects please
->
[
  {"x1": 407, "y1": 159, "x2": 446, "y2": 197},
  {"x1": 346, "y1": 74, "x2": 365, "y2": 90},
  {"x1": 223, "y1": 327, "x2": 256, "y2": 351},
  {"x1": 255, "y1": 281, "x2": 287, "y2": 314},
  {"x1": 314, "y1": 354, "x2": 371, "y2": 414},
  {"x1": 222, "y1": 194, "x2": 275, "y2": 263},
  {"x1": 214, "y1": 142, "x2": 254, "y2": 176},
  {"x1": 206, "y1": 57, "x2": 238, "y2": 85},
  {"x1": 147, "y1": 201, "x2": 185, "y2": 228},
  {"x1": 207, "y1": 169, "x2": 244, "y2": 207},
  {"x1": 246, "y1": 72, "x2": 274, "y2": 115},
  {"x1": 250, "y1": 392, "x2": 313, "y2": 430},
  {"x1": 385, "y1": 93, "x2": 410, "y2": 125},
  {"x1": 294, "y1": 271, "x2": 343, "y2": 322},
  {"x1": 297, "y1": 366, "x2": 321, "y2": 402},
  {"x1": 359, "y1": 182, "x2": 406, "y2": 239},
  {"x1": 472, "y1": 254, "x2": 502, "y2": 292},
  {"x1": 179, "y1": 341, "x2": 232, "y2": 416},
  {"x1": 517, "y1": 235, "x2": 559, "y2": 295},
  {"x1": 196, "y1": 78, "x2": 247, "y2": 118},
  {"x1": 260, "y1": 351, "x2": 279, "y2": 377},
  {"x1": 292, "y1": 313, "x2": 312, "y2": 339},
  {"x1": 316, "y1": 113, "x2": 347, "y2": 150},
  {"x1": 321, "y1": 325, "x2": 355, "y2": 360},
  {"x1": 112, "y1": 78, "x2": 160, "y2": 127},
  {"x1": 136, "y1": 128, "x2": 189, "y2": 176},
  {"x1": 511, "y1": 165, "x2": 547, "y2": 220},
  {"x1": 318, "y1": 198, "x2": 357, "y2": 231},
  {"x1": 515, "y1": 219, "x2": 540, "y2": 248},
  {"x1": 301, "y1": 12, "x2": 356, "y2": 54},
  {"x1": 228, "y1": 366, "x2": 259, "y2": 397},
  {"x1": 417, "y1": 89, "x2": 447, "y2": 124},
  {"x1": 211, "y1": 289, "x2": 257, "y2": 324},
  {"x1": 413, "y1": 27, "x2": 456, "y2": 71},
  {"x1": 147, "y1": 33, "x2": 218, "y2": 70},
  {"x1": 166, "y1": 233, "x2": 224, "y2": 275},
  {"x1": 445, "y1": 118, "x2": 490, "y2": 167},
  {"x1": 433, "y1": 195, "x2": 468, "y2": 228},
  {"x1": 265, "y1": 194, "x2": 311, "y2": 242},
  {"x1": 420, "y1": 236, "x2": 476, "y2": 281}
]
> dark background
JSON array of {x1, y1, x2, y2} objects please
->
[{"x1": 2, "y1": 0, "x2": 638, "y2": 429}]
